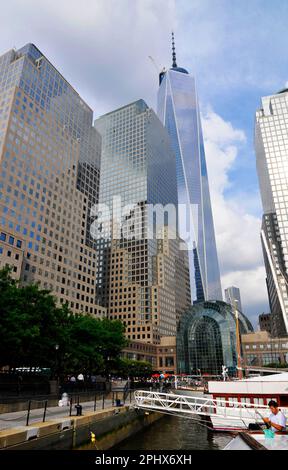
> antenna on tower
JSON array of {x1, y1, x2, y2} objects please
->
[{"x1": 172, "y1": 31, "x2": 177, "y2": 68}]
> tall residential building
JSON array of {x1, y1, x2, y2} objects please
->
[
  {"x1": 94, "y1": 100, "x2": 190, "y2": 344},
  {"x1": 225, "y1": 285, "x2": 243, "y2": 313},
  {"x1": 255, "y1": 88, "x2": 288, "y2": 336},
  {"x1": 157, "y1": 34, "x2": 222, "y2": 303},
  {"x1": 0, "y1": 43, "x2": 106, "y2": 317}
]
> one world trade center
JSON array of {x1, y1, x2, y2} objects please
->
[{"x1": 157, "y1": 34, "x2": 222, "y2": 302}]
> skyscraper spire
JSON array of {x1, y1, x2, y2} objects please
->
[
  {"x1": 157, "y1": 33, "x2": 223, "y2": 303},
  {"x1": 172, "y1": 31, "x2": 177, "y2": 68}
]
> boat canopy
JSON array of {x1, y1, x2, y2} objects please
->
[{"x1": 209, "y1": 372, "x2": 288, "y2": 395}]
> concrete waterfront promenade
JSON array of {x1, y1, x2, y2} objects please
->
[
  {"x1": 0, "y1": 396, "x2": 119, "y2": 431},
  {"x1": 0, "y1": 393, "x2": 163, "y2": 450}
]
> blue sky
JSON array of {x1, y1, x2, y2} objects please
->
[
  {"x1": 176, "y1": 0, "x2": 288, "y2": 205},
  {"x1": 1, "y1": 0, "x2": 288, "y2": 325}
]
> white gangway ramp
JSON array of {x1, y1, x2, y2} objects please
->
[
  {"x1": 134, "y1": 390, "x2": 272, "y2": 431},
  {"x1": 134, "y1": 390, "x2": 215, "y2": 416}
]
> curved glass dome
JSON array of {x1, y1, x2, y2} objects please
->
[
  {"x1": 170, "y1": 66, "x2": 189, "y2": 74},
  {"x1": 177, "y1": 300, "x2": 253, "y2": 375}
]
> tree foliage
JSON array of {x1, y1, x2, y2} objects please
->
[
  {"x1": 0, "y1": 267, "x2": 127, "y2": 377},
  {"x1": 115, "y1": 358, "x2": 153, "y2": 378}
]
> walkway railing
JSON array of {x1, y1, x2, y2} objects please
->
[
  {"x1": 0, "y1": 391, "x2": 111, "y2": 430},
  {"x1": 0, "y1": 390, "x2": 137, "y2": 431}
]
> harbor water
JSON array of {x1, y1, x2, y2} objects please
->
[
  {"x1": 114, "y1": 415, "x2": 232, "y2": 450},
  {"x1": 79, "y1": 414, "x2": 232, "y2": 451}
]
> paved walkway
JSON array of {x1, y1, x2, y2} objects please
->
[{"x1": 0, "y1": 396, "x2": 135, "y2": 431}]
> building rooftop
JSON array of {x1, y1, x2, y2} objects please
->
[
  {"x1": 244, "y1": 372, "x2": 288, "y2": 382},
  {"x1": 277, "y1": 87, "x2": 288, "y2": 94},
  {"x1": 170, "y1": 66, "x2": 189, "y2": 74},
  {"x1": 94, "y1": 99, "x2": 148, "y2": 120},
  {"x1": 14, "y1": 43, "x2": 93, "y2": 113}
]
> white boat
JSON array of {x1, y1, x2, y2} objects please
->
[
  {"x1": 224, "y1": 432, "x2": 288, "y2": 450},
  {"x1": 208, "y1": 372, "x2": 288, "y2": 431}
]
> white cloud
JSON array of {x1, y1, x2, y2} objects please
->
[
  {"x1": 221, "y1": 266, "x2": 268, "y2": 325},
  {"x1": 202, "y1": 109, "x2": 269, "y2": 322},
  {"x1": 2, "y1": 0, "x2": 286, "y2": 119},
  {"x1": 0, "y1": 0, "x2": 178, "y2": 117},
  {"x1": 202, "y1": 108, "x2": 245, "y2": 194},
  {"x1": 202, "y1": 108, "x2": 246, "y2": 147}
]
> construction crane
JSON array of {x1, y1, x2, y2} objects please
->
[
  {"x1": 148, "y1": 56, "x2": 161, "y2": 73},
  {"x1": 148, "y1": 56, "x2": 166, "y2": 85}
]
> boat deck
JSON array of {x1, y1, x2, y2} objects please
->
[{"x1": 224, "y1": 432, "x2": 288, "y2": 450}]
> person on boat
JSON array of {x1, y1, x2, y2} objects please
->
[{"x1": 263, "y1": 400, "x2": 287, "y2": 432}]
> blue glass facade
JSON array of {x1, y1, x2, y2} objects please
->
[
  {"x1": 94, "y1": 100, "x2": 188, "y2": 343},
  {"x1": 157, "y1": 66, "x2": 222, "y2": 302},
  {"x1": 0, "y1": 43, "x2": 105, "y2": 317}
]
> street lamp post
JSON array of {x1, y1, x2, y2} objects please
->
[
  {"x1": 233, "y1": 300, "x2": 243, "y2": 380},
  {"x1": 49, "y1": 344, "x2": 60, "y2": 395},
  {"x1": 54, "y1": 344, "x2": 59, "y2": 382}
]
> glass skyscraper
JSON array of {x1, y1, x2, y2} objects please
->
[
  {"x1": 0, "y1": 43, "x2": 106, "y2": 317},
  {"x1": 255, "y1": 88, "x2": 288, "y2": 336},
  {"x1": 157, "y1": 35, "x2": 222, "y2": 302},
  {"x1": 225, "y1": 286, "x2": 243, "y2": 314},
  {"x1": 94, "y1": 100, "x2": 191, "y2": 343}
]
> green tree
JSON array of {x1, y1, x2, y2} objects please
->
[
  {"x1": 0, "y1": 267, "x2": 128, "y2": 378},
  {"x1": 0, "y1": 266, "x2": 23, "y2": 368},
  {"x1": 66, "y1": 315, "x2": 127, "y2": 376},
  {"x1": 0, "y1": 267, "x2": 72, "y2": 372},
  {"x1": 116, "y1": 358, "x2": 153, "y2": 378}
]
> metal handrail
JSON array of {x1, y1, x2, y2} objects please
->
[{"x1": 134, "y1": 390, "x2": 288, "y2": 422}]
